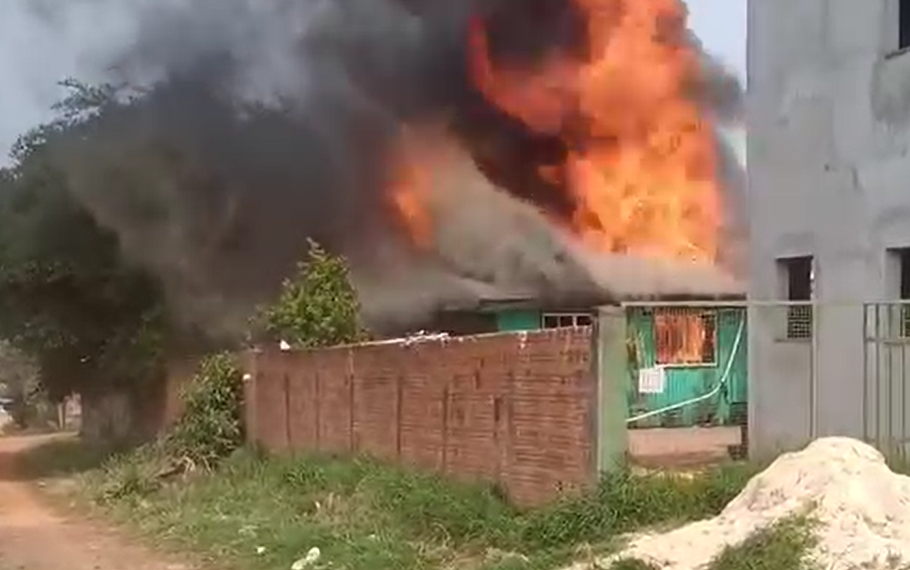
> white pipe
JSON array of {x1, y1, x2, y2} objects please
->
[{"x1": 626, "y1": 315, "x2": 746, "y2": 424}]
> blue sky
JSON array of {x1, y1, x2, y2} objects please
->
[
  {"x1": 686, "y1": 0, "x2": 747, "y2": 162},
  {"x1": 0, "y1": 0, "x2": 747, "y2": 162},
  {"x1": 687, "y1": 0, "x2": 746, "y2": 79}
]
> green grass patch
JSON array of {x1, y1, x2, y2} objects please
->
[
  {"x1": 17, "y1": 435, "x2": 124, "y2": 479},
  {"x1": 609, "y1": 558, "x2": 660, "y2": 570},
  {"x1": 25, "y1": 440, "x2": 761, "y2": 570},
  {"x1": 708, "y1": 515, "x2": 817, "y2": 570}
]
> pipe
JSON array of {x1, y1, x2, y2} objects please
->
[{"x1": 626, "y1": 314, "x2": 746, "y2": 424}]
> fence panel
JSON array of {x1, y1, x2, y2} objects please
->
[{"x1": 864, "y1": 302, "x2": 910, "y2": 459}]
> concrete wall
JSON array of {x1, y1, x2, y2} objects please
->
[{"x1": 747, "y1": 0, "x2": 910, "y2": 454}]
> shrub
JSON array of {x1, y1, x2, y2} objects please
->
[
  {"x1": 255, "y1": 239, "x2": 365, "y2": 348},
  {"x1": 165, "y1": 352, "x2": 244, "y2": 468}
]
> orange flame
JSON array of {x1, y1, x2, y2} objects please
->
[
  {"x1": 390, "y1": 165, "x2": 432, "y2": 249},
  {"x1": 387, "y1": 133, "x2": 435, "y2": 249},
  {"x1": 654, "y1": 310, "x2": 714, "y2": 364},
  {"x1": 468, "y1": 0, "x2": 720, "y2": 262}
]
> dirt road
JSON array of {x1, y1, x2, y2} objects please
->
[{"x1": 0, "y1": 434, "x2": 191, "y2": 570}]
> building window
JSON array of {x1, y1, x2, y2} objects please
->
[
  {"x1": 653, "y1": 308, "x2": 717, "y2": 366},
  {"x1": 887, "y1": 247, "x2": 910, "y2": 337},
  {"x1": 778, "y1": 256, "x2": 814, "y2": 340},
  {"x1": 541, "y1": 312, "x2": 593, "y2": 328},
  {"x1": 901, "y1": 0, "x2": 910, "y2": 50}
]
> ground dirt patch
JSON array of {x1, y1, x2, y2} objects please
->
[{"x1": 0, "y1": 433, "x2": 194, "y2": 570}]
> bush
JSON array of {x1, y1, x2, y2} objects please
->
[
  {"x1": 256, "y1": 239, "x2": 365, "y2": 348},
  {"x1": 165, "y1": 353, "x2": 244, "y2": 468}
]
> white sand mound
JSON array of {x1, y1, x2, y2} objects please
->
[{"x1": 568, "y1": 437, "x2": 910, "y2": 570}]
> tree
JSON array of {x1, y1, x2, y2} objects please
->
[
  {"x1": 0, "y1": 83, "x2": 168, "y2": 404},
  {"x1": 255, "y1": 239, "x2": 366, "y2": 348}
]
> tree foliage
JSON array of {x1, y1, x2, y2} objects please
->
[
  {"x1": 256, "y1": 239, "x2": 365, "y2": 348},
  {"x1": 0, "y1": 81, "x2": 168, "y2": 400}
]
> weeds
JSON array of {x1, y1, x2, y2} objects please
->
[
  {"x1": 708, "y1": 515, "x2": 817, "y2": 570},
  {"x1": 521, "y1": 465, "x2": 757, "y2": 549},
  {"x1": 604, "y1": 516, "x2": 817, "y2": 570},
  {"x1": 17, "y1": 353, "x2": 776, "y2": 570},
  {"x1": 609, "y1": 559, "x2": 660, "y2": 570},
  {"x1": 17, "y1": 436, "x2": 123, "y2": 479},
  {"x1": 32, "y1": 444, "x2": 754, "y2": 570}
]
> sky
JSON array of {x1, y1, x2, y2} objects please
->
[
  {"x1": 687, "y1": 0, "x2": 746, "y2": 79},
  {"x1": 685, "y1": 0, "x2": 748, "y2": 162},
  {"x1": 0, "y1": 0, "x2": 747, "y2": 163}
]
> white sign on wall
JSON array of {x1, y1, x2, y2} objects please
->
[{"x1": 637, "y1": 366, "x2": 666, "y2": 394}]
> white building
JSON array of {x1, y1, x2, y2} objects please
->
[{"x1": 747, "y1": 0, "x2": 910, "y2": 455}]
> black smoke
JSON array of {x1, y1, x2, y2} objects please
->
[{"x1": 18, "y1": 0, "x2": 745, "y2": 335}]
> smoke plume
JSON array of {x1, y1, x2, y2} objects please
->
[{"x1": 12, "y1": 0, "x2": 745, "y2": 335}]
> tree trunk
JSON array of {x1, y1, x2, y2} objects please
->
[{"x1": 78, "y1": 387, "x2": 134, "y2": 445}]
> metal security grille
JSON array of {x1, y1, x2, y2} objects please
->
[
  {"x1": 787, "y1": 305, "x2": 813, "y2": 340},
  {"x1": 652, "y1": 308, "x2": 717, "y2": 366},
  {"x1": 541, "y1": 312, "x2": 593, "y2": 328}
]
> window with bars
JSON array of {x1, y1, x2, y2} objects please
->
[
  {"x1": 653, "y1": 309, "x2": 717, "y2": 366},
  {"x1": 890, "y1": 247, "x2": 910, "y2": 338},
  {"x1": 778, "y1": 256, "x2": 814, "y2": 340},
  {"x1": 541, "y1": 312, "x2": 593, "y2": 329}
]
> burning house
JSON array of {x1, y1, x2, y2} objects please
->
[
  {"x1": 26, "y1": 0, "x2": 745, "y2": 426},
  {"x1": 418, "y1": 255, "x2": 749, "y2": 429}
]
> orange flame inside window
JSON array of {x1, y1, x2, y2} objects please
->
[{"x1": 654, "y1": 311, "x2": 715, "y2": 365}]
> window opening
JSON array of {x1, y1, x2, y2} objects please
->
[
  {"x1": 900, "y1": 0, "x2": 910, "y2": 50},
  {"x1": 778, "y1": 256, "x2": 813, "y2": 340},
  {"x1": 541, "y1": 312, "x2": 594, "y2": 329},
  {"x1": 653, "y1": 308, "x2": 717, "y2": 365}
]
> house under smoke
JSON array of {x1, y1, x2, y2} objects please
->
[
  {"x1": 430, "y1": 255, "x2": 745, "y2": 333},
  {"x1": 427, "y1": 257, "x2": 749, "y2": 429}
]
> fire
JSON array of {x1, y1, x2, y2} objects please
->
[
  {"x1": 468, "y1": 0, "x2": 720, "y2": 262},
  {"x1": 390, "y1": 165, "x2": 432, "y2": 249},
  {"x1": 388, "y1": 135, "x2": 434, "y2": 249},
  {"x1": 654, "y1": 310, "x2": 714, "y2": 365},
  {"x1": 386, "y1": 1, "x2": 723, "y2": 350}
]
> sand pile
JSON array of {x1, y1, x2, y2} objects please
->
[{"x1": 569, "y1": 437, "x2": 910, "y2": 570}]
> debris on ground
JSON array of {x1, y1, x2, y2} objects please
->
[
  {"x1": 290, "y1": 546, "x2": 321, "y2": 570},
  {"x1": 567, "y1": 437, "x2": 910, "y2": 570}
]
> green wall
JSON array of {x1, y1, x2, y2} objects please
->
[
  {"x1": 494, "y1": 309, "x2": 541, "y2": 331},
  {"x1": 491, "y1": 305, "x2": 749, "y2": 428}
]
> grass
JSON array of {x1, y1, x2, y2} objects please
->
[
  {"x1": 21, "y1": 439, "x2": 817, "y2": 570},
  {"x1": 16, "y1": 435, "x2": 124, "y2": 479},
  {"x1": 709, "y1": 515, "x2": 817, "y2": 570},
  {"x1": 606, "y1": 515, "x2": 817, "y2": 570}
]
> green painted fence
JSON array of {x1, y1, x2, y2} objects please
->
[{"x1": 626, "y1": 306, "x2": 748, "y2": 428}]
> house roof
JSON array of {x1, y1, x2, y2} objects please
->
[
  {"x1": 440, "y1": 254, "x2": 745, "y2": 314},
  {"x1": 582, "y1": 254, "x2": 745, "y2": 302}
]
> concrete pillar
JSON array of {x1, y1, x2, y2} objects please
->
[{"x1": 594, "y1": 305, "x2": 629, "y2": 473}]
